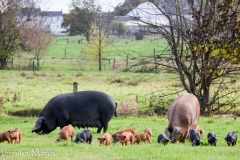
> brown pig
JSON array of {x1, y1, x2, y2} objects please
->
[
  {"x1": 134, "y1": 132, "x2": 152, "y2": 144},
  {"x1": 8, "y1": 128, "x2": 22, "y2": 144},
  {"x1": 118, "y1": 132, "x2": 134, "y2": 146},
  {"x1": 56, "y1": 126, "x2": 74, "y2": 142},
  {"x1": 97, "y1": 133, "x2": 112, "y2": 146}
]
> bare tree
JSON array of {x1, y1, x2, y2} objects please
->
[
  {"x1": 125, "y1": 0, "x2": 240, "y2": 114},
  {"x1": 19, "y1": 17, "x2": 54, "y2": 70}
]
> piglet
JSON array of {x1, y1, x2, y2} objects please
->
[
  {"x1": 207, "y1": 132, "x2": 218, "y2": 146},
  {"x1": 97, "y1": 133, "x2": 112, "y2": 146},
  {"x1": 56, "y1": 126, "x2": 74, "y2": 142},
  {"x1": 73, "y1": 130, "x2": 92, "y2": 144},
  {"x1": 190, "y1": 129, "x2": 202, "y2": 146},
  {"x1": 225, "y1": 131, "x2": 237, "y2": 146},
  {"x1": 157, "y1": 134, "x2": 170, "y2": 145}
]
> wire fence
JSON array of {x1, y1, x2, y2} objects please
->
[{"x1": 7, "y1": 49, "x2": 172, "y2": 72}]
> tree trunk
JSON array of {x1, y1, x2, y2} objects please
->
[
  {"x1": 37, "y1": 57, "x2": 40, "y2": 70},
  {"x1": 85, "y1": 33, "x2": 90, "y2": 41},
  {"x1": 98, "y1": 39, "x2": 102, "y2": 71},
  {"x1": 198, "y1": 94, "x2": 209, "y2": 115},
  {"x1": 0, "y1": 58, "x2": 7, "y2": 70}
]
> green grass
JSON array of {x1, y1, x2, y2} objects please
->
[
  {"x1": 1, "y1": 35, "x2": 240, "y2": 159},
  {"x1": 0, "y1": 115, "x2": 239, "y2": 160},
  {"x1": 11, "y1": 35, "x2": 169, "y2": 72},
  {"x1": 0, "y1": 69, "x2": 183, "y2": 114}
]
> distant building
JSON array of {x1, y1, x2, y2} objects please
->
[
  {"x1": 29, "y1": 8, "x2": 67, "y2": 35},
  {"x1": 114, "y1": 1, "x2": 192, "y2": 34},
  {"x1": 40, "y1": 10, "x2": 67, "y2": 35},
  {"x1": 114, "y1": 2, "x2": 169, "y2": 33}
]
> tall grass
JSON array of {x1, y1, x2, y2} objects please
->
[{"x1": 0, "y1": 70, "x2": 182, "y2": 114}]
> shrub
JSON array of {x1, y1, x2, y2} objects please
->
[
  {"x1": 134, "y1": 32, "x2": 144, "y2": 40},
  {"x1": 117, "y1": 99, "x2": 139, "y2": 116}
]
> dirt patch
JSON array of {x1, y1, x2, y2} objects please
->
[{"x1": 6, "y1": 108, "x2": 41, "y2": 117}]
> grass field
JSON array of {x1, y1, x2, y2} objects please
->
[
  {"x1": 0, "y1": 69, "x2": 183, "y2": 115},
  {"x1": 11, "y1": 35, "x2": 169, "y2": 72},
  {"x1": 1, "y1": 35, "x2": 240, "y2": 159},
  {"x1": 0, "y1": 115, "x2": 239, "y2": 160}
]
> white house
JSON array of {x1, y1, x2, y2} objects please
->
[
  {"x1": 41, "y1": 10, "x2": 67, "y2": 35},
  {"x1": 29, "y1": 8, "x2": 67, "y2": 35}
]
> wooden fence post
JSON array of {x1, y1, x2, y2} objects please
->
[
  {"x1": 154, "y1": 48, "x2": 157, "y2": 73},
  {"x1": 32, "y1": 61, "x2": 35, "y2": 72},
  {"x1": 108, "y1": 59, "x2": 111, "y2": 71},
  {"x1": 113, "y1": 59, "x2": 116, "y2": 70},
  {"x1": 29, "y1": 59, "x2": 31, "y2": 70},
  {"x1": 12, "y1": 58, "x2": 13, "y2": 69},
  {"x1": 73, "y1": 82, "x2": 78, "y2": 92},
  {"x1": 126, "y1": 55, "x2": 128, "y2": 71}
]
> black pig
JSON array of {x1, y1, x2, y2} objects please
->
[
  {"x1": 190, "y1": 129, "x2": 202, "y2": 146},
  {"x1": 207, "y1": 132, "x2": 218, "y2": 146},
  {"x1": 157, "y1": 134, "x2": 170, "y2": 145},
  {"x1": 73, "y1": 130, "x2": 92, "y2": 144},
  {"x1": 225, "y1": 131, "x2": 237, "y2": 146},
  {"x1": 32, "y1": 91, "x2": 117, "y2": 134}
]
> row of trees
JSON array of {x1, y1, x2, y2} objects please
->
[{"x1": 0, "y1": 0, "x2": 54, "y2": 70}]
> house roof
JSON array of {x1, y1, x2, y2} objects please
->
[
  {"x1": 125, "y1": 2, "x2": 169, "y2": 26},
  {"x1": 41, "y1": 11, "x2": 63, "y2": 17},
  {"x1": 114, "y1": 16, "x2": 140, "y2": 21}
]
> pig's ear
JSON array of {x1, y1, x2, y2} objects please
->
[{"x1": 32, "y1": 117, "x2": 44, "y2": 133}]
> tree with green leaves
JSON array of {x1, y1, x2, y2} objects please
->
[
  {"x1": 0, "y1": 0, "x2": 37, "y2": 70},
  {"x1": 110, "y1": 20, "x2": 128, "y2": 36},
  {"x1": 114, "y1": 0, "x2": 147, "y2": 16},
  {"x1": 128, "y1": 0, "x2": 240, "y2": 114},
  {"x1": 61, "y1": 0, "x2": 100, "y2": 41}
]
